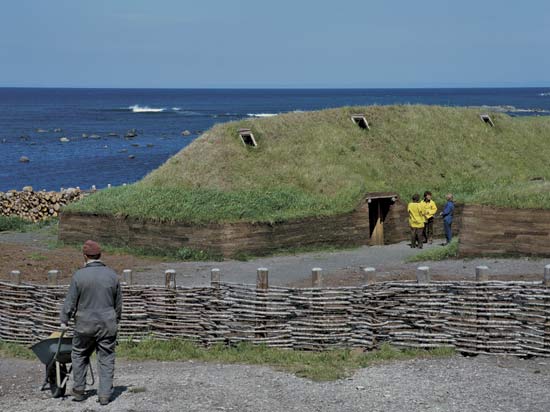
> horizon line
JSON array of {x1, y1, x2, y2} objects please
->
[{"x1": 1, "y1": 85, "x2": 550, "y2": 91}]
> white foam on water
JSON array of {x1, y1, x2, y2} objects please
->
[
  {"x1": 129, "y1": 105, "x2": 165, "y2": 113},
  {"x1": 479, "y1": 105, "x2": 549, "y2": 114},
  {"x1": 539, "y1": 92, "x2": 550, "y2": 97},
  {"x1": 247, "y1": 113, "x2": 278, "y2": 118}
]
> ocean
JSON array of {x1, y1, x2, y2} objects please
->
[{"x1": 1, "y1": 87, "x2": 549, "y2": 192}]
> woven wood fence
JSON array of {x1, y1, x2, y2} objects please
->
[{"x1": 2, "y1": 266, "x2": 550, "y2": 357}]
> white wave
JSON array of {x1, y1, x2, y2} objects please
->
[
  {"x1": 539, "y1": 92, "x2": 550, "y2": 97},
  {"x1": 172, "y1": 107, "x2": 181, "y2": 111},
  {"x1": 129, "y1": 105, "x2": 165, "y2": 113},
  {"x1": 478, "y1": 105, "x2": 549, "y2": 114},
  {"x1": 247, "y1": 113, "x2": 278, "y2": 118}
]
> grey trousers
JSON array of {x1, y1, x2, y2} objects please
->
[{"x1": 71, "y1": 334, "x2": 116, "y2": 399}]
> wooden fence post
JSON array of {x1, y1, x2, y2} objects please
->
[
  {"x1": 165, "y1": 269, "x2": 176, "y2": 289},
  {"x1": 256, "y1": 268, "x2": 269, "y2": 290},
  {"x1": 544, "y1": 264, "x2": 550, "y2": 286},
  {"x1": 476, "y1": 266, "x2": 489, "y2": 282},
  {"x1": 416, "y1": 266, "x2": 430, "y2": 284},
  {"x1": 211, "y1": 268, "x2": 221, "y2": 297},
  {"x1": 47, "y1": 270, "x2": 59, "y2": 286},
  {"x1": 211, "y1": 268, "x2": 221, "y2": 286},
  {"x1": 363, "y1": 267, "x2": 377, "y2": 285},
  {"x1": 10, "y1": 270, "x2": 21, "y2": 284},
  {"x1": 123, "y1": 269, "x2": 133, "y2": 285},
  {"x1": 255, "y1": 268, "x2": 268, "y2": 340},
  {"x1": 311, "y1": 267, "x2": 323, "y2": 288}
]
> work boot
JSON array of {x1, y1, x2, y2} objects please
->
[
  {"x1": 72, "y1": 389, "x2": 86, "y2": 402},
  {"x1": 98, "y1": 396, "x2": 110, "y2": 406}
]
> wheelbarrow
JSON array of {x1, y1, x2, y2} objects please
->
[
  {"x1": 31, "y1": 330, "x2": 73, "y2": 398},
  {"x1": 31, "y1": 330, "x2": 94, "y2": 398}
]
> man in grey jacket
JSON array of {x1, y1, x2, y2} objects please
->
[{"x1": 60, "y1": 240, "x2": 122, "y2": 405}]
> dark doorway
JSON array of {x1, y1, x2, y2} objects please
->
[{"x1": 367, "y1": 195, "x2": 396, "y2": 245}]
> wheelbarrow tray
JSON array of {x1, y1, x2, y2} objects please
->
[{"x1": 31, "y1": 337, "x2": 73, "y2": 365}]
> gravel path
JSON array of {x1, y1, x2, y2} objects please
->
[
  {"x1": 130, "y1": 241, "x2": 550, "y2": 287},
  {"x1": 2, "y1": 355, "x2": 550, "y2": 412}
]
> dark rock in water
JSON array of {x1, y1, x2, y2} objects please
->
[
  {"x1": 181, "y1": 130, "x2": 191, "y2": 136},
  {"x1": 30, "y1": 142, "x2": 37, "y2": 145},
  {"x1": 36, "y1": 128, "x2": 48, "y2": 133},
  {"x1": 128, "y1": 155, "x2": 135, "y2": 159},
  {"x1": 194, "y1": 130, "x2": 202, "y2": 135},
  {"x1": 82, "y1": 133, "x2": 89, "y2": 138},
  {"x1": 53, "y1": 128, "x2": 62, "y2": 133},
  {"x1": 146, "y1": 144, "x2": 154, "y2": 148},
  {"x1": 125, "y1": 129, "x2": 138, "y2": 138},
  {"x1": 19, "y1": 156, "x2": 30, "y2": 163},
  {"x1": 131, "y1": 143, "x2": 140, "y2": 147},
  {"x1": 20, "y1": 135, "x2": 30, "y2": 140}
]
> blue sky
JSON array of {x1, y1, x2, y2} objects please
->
[{"x1": 1, "y1": 0, "x2": 549, "y2": 88}]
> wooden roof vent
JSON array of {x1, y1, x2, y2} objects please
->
[
  {"x1": 238, "y1": 128, "x2": 257, "y2": 147},
  {"x1": 480, "y1": 114, "x2": 494, "y2": 127},
  {"x1": 351, "y1": 114, "x2": 370, "y2": 130}
]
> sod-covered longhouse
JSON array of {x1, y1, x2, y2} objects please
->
[{"x1": 60, "y1": 105, "x2": 550, "y2": 257}]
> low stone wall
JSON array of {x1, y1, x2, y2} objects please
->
[
  {"x1": 59, "y1": 200, "x2": 372, "y2": 257},
  {"x1": 459, "y1": 205, "x2": 550, "y2": 257},
  {"x1": 2, "y1": 279, "x2": 550, "y2": 357},
  {"x1": 1, "y1": 187, "x2": 84, "y2": 222}
]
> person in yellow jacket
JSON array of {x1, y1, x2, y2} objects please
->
[
  {"x1": 408, "y1": 193, "x2": 424, "y2": 249},
  {"x1": 422, "y1": 191, "x2": 437, "y2": 244}
]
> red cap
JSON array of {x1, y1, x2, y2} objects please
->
[{"x1": 83, "y1": 240, "x2": 101, "y2": 256}]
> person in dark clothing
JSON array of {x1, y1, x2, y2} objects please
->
[
  {"x1": 60, "y1": 240, "x2": 122, "y2": 406},
  {"x1": 441, "y1": 193, "x2": 455, "y2": 245}
]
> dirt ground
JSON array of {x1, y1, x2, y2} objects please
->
[
  {"x1": 0, "y1": 242, "x2": 160, "y2": 284},
  {"x1": 1, "y1": 226, "x2": 549, "y2": 287}
]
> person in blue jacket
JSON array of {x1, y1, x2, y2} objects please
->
[{"x1": 441, "y1": 193, "x2": 455, "y2": 245}]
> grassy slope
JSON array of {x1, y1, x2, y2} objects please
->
[{"x1": 67, "y1": 105, "x2": 550, "y2": 223}]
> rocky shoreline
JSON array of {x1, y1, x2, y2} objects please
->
[{"x1": 0, "y1": 186, "x2": 85, "y2": 222}]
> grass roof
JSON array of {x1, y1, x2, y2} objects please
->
[{"x1": 66, "y1": 105, "x2": 550, "y2": 223}]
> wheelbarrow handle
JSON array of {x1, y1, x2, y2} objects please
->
[{"x1": 54, "y1": 329, "x2": 67, "y2": 361}]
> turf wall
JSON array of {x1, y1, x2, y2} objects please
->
[{"x1": 459, "y1": 205, "x2": 550, "y2": 257}]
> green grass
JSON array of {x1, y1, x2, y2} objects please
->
[
  {"x1": 0, "y1": 216, "x2": 58, "y2": 233},
  {"x1": 65, "y1": 105, "x2": 550, "y2": 223},
  {"x1": 0, "y1": 216, "x2": 32, "y2": 232},
  {"x1": 0, "y1": 340, "x2": 35, "y2": 360},
  {"x1": 117, "y1": 339, "x2": 455, "y2": 381},
  {"x1": 54, "y1": 240, "x2": 224, "y2": 261},
  {"x1": 0, "y1": 338, "x2": 455, "y2": 381},
  {"x1": 29, "y1": 252, "x2": 48, "y2": 261},
  {"x1": 407, "y1": 238, "x2": 459, "y2": 262}
]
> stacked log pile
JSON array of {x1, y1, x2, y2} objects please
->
[
  {"x1": 1, "y1": 280, "x2": 550, "y2": 357},
  {"x1": 0, "y1": 187, "x2": 84, "y2": 222}
]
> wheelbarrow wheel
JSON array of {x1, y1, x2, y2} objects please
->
[{"x1": 47, "y1": 363, "x2": 67, "y2": 398}]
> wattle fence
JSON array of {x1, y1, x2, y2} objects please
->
[{"x1": 2, "y1": 267, "x2": 550, "y2": 357}]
